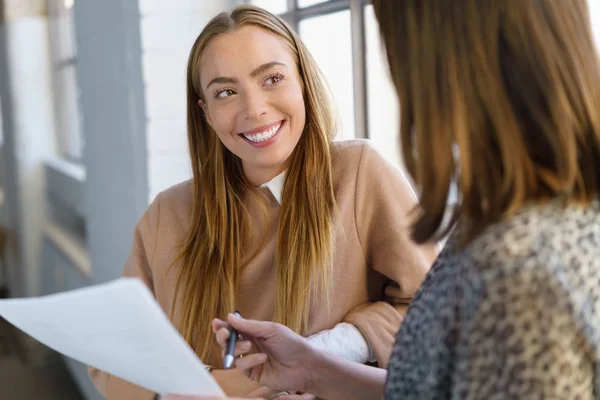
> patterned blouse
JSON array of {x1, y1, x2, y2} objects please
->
[{"x1": 385, "y1": 199, "x2": 600, "y2": 399}]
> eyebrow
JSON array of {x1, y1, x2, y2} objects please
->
[{"x1": 205, "y1": 61, "x2": 287, "y2": 90}]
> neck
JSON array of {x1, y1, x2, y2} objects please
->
[{"x1": 243, "y1": 163, "x2": 288, "y2": 186}]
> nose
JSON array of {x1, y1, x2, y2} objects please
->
[{"x1": 242, "y1": 89, "x2": 268, "y2": 121}]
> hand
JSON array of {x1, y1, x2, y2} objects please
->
[
  {"x1": 249, "y1": 387, "x2": 315, "y2": 400},
  {"x1": 383, "y1": 281, "x2": 403, "y2": 303},
  {"x1": 161, "y1": 396, "x2": 255, "y2": 400},
  {"x1": 212, "y1": 314, "x2": 316, "y2": 394},
  {"x1": 211, "y1": 318, "x2": 255, "y2": 362},
  {"x1": 161, "y1": 395, "x2": 313, "y2": 400}
]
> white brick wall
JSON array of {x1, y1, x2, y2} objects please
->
[{"x1": 139, "y1": 0, "x2": 234, "y2": 201}]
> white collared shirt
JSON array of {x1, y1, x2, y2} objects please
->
[
  {"x1": 260, "y1": 171, "x2": 286, "y2": 204},
  {"x1": 259, "y1": 171, "x2": 376, "y2": 364}
]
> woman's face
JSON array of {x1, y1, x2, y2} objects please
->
[{"x1": 198, "y1": 25, "x2": 306, "y2": 185}]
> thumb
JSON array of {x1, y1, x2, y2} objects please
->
[{"x1": 226, "y1": 314, "x2": 277, "y2": 339}]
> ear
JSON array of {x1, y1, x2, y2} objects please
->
[{"x1": 197, "y1": 99, "x2": 213, "y2": 127}]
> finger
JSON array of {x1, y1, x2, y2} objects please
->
[
  {"x1": 233, "y1": 340, "x2": 253, "y2": 357},
  {"x1": 219, "y1": 340, "x2": 253, "y2": 360},
  {"x1": 384, "y1": 285, "x2": 403, "y2": 301},
  {"x1": 215, "y1": 327, "x2": 230, "y2": 347},
  {"x1": 294, "y1": 394, "x2": 316, "y2": 400},
  {"x1": 233, "y1": 352, "x2": 267, "y2": 371},
  {"x1": 211, "y1": 318, "x2": 228, "y2": 333},
  {"x1": 162, "y1": 397, "x2": 253, "y2": 400},
  {"x1": 226, "y1": 313, "x2": 280, "y2": 339}
]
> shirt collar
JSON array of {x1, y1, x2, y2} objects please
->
[{"x1": 260, "y1": 171, "x2": 285, "y2": 204}]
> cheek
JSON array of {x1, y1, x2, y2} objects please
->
[
  {"x1": 209, "y1": 107, "x2": 237, "y2": 141},
  {"x1": 285, "y1": 85, "x2": 307, "y2": 130}
]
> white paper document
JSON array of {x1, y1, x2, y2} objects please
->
[{"x1": 0, "y1": 278, "x2": 225, "y2": 397}]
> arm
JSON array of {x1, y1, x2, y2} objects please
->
[
  {"x1": 213, "y1": 315, "x2": 386, "y2": 400},
  {"x1": 348, "y1": 142, "x2": 439, "y2": 367},
  {"x1": 88, "y1": 195, "x2": 161, "y2": 400},
  {"x1": 307, "y1": 350, "x2": 386, "y2": 400},
  {"x1": 306, "y1": 322, "x2": 373, "y2": 363},
  {"x1": 459, "y1": 268, "x2": 593, "y2": 398},
  {"x1": 210, "y1": 370, "x2": 275, "y2": 398}
]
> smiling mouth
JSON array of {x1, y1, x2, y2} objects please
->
[{"x1": 239, "y1": 121, "x2": 283, "y2": 143}]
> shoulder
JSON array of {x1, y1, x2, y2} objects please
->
[
  {"x1": 456, "y1": 200, "x2": 600, "y2": 324},
  {"x1": 331, "y1": 138, "x2": 386, "y2": 167},
  {"x1": 466, "y1": 200, "x2": 600, "y2": 279},
  {"x1": 155, "y1": 179, "x2": 194, "y2": 211},
  {"x1": 331, "y1": 138, "x2": 370, "y2": 157},
  {"x1": 329, "y1": 139, "x2": 371, "y2": 186},
  {"x1": 144, "y1": 179, "x2": 194, "y2": 232},
  {"x1": 331, "y1": 139, "x2": 410, "y2": 187}
]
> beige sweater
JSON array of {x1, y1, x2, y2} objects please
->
[{"x1": 89, "y1": 139, "x2": 438, "y2": 399}]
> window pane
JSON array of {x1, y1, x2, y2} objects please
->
[
  {"x1": 57, "y1": 64, "x2": 84, "y2": 159},
  {"x1": 300, "y1": 11, "x2": 355, "y2": 139},
  {"x1": 365, "y1": 5, "x2": 401, "y2": 166},
  {"x1": 590, "y1": 0, "x2": 600, "y2": 49},
  {"x1": 298, "y1": 0, "x2": 327, "y2": 8},
  {"x1": 48, "y1": 1, "x2": 77, "y2": 61},
  {"x1": 250, "y1": 0, "x2": 287, "y2": 14},
  {"x1": 48, "y1": 0, "x2": 84, "y2": 160}
]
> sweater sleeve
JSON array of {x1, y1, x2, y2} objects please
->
[
  {"x1": 345, "y1": 141, "x2": 439, "y2": 368},
  {"x1": 87, "y1": 194, "x2": 161, "y2": 400}
]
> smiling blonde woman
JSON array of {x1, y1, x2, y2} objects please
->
[{"x1": 88, "y1": 5, "x2": 438, "y2": 400}]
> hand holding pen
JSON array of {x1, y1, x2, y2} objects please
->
[
  {"x1": 211, "y1": 312, "x2": 254, "y2": 370},
  {"x1": 223, "y1": 311, "x2": 242, "y2": 369},
  {"x1": 211, "y1": 313, "x2": 315, "y2": 395}
]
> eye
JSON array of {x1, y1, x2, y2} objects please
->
[
  {"x1": 215, "y1": 89, "x2": 236, "y2": 99},
  {"x1": 264, "y1": 73, "x2": 285, "y2": 86}
]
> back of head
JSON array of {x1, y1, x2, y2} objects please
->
[{"x1": 373, "y1": 0, "x2": 600, "y2": 243}]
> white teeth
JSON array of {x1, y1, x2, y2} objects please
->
[{"x1": 243, "y1": 122, "x2": 282, "y2": 143}]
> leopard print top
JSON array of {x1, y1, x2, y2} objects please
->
[{"x1": 385, "y1": 200, "x2": 600, "y2": 399}]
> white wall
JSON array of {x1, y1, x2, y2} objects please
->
[{"x1": 139, "y1": 0, "x2": 235, "y2": 202}]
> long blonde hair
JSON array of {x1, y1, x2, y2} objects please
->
[
  {"x1": 173, "y1": 4, "x2": 337, "y2": 362},
  {"x1": 373, "y1": 0, "x2": 600, "y2": 244}
]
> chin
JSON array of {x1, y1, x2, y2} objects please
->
[{"x1": 254, "y1": 151, "x2": 294, "y2": 167}]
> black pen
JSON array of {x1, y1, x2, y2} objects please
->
[{"x1": 223, "y1": 311, "x2": 241, "y2": 369}]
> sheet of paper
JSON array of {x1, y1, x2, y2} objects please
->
[{"x1": 0, "y1": 277, "x2": 225, "y2": 397}]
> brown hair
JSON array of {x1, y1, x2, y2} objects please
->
[
  {"x1": 173, "y1": 4, "x2": 337, "y2": 362},
  {"x1": 373, "y1": 0, "x2": 600, "y2": 244}
]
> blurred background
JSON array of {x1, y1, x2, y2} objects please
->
[{"x1": 0, "y1": 0, "x2": 599, "y2": 399}]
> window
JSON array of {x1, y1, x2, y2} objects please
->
[
  {"x1": 47, "y1": 0, "x2": 84, "y2": 161},
  {"x1": 364, "y1": 4, "x2": 401, "y2": 166},
  {"x1": 300, "y1": 10, "x2": 354, "y2": 139},
  {"x1": 250, "y1": 0, "x2": 287, "y2": 15},
  {"x1": 249, "y1": 0, "x2": 402, "y2": 164},
  {"x1": 590, "y1": 0, "x2": 600, "y2": 50}
]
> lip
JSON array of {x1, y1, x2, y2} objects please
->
[
  {"x1": 239, "y1": 120, "x2": 285, "y2": 148},
  {"x1": 239, "y1": 120, "x2": 283, "y2": 136}
]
